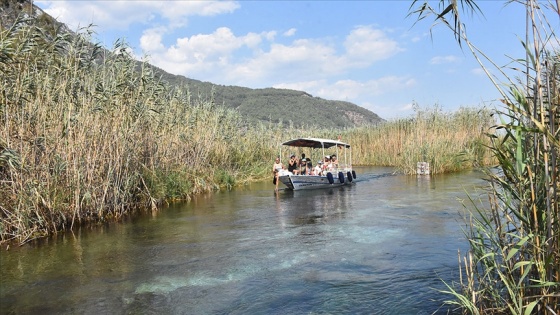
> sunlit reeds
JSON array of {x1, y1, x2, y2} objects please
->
[
  {"x1": 0, "y1": 19, "x2": 283, "y2": 244},
  {"x1": 344, "y1": 104, "x2": 496, "y2": 174},
  {"x1": 410, "y1": 1, "x2": 559, "y2": 313}
]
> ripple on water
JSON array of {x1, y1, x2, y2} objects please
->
[
  {"x1": 1, "y1": 169, "x2": 482, "y2": 315},
  {"x1": 339, "y1": 225, "x2": 402, "y2": 244}
]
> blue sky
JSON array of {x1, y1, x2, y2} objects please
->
[{"x1": 35, "y1": 1, "x2": 533, "y2": 119}]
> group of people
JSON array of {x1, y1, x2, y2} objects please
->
[{"x1": 273, "y1": 153, "x2": 339, "y2": 178}]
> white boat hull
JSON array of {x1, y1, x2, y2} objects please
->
[
  {"x1": 278, "y1": 171, "x2": 355, "y2": 190},
  {"x1": 275, "y1": 137, "x2": 356, "y2": 191}
]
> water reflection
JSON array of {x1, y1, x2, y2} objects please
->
[{"x1": 275, "y1": 186, "x2": 352, "y2": 226}]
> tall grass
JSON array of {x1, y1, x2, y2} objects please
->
[
  {"x1": 345, "y1": 104, "x2": 496, "y2": 174},
  {"x1": 0, "y1": 18, "x2": 284, "y2": 245},
  {"x1": 410, "y1": 1, "x2": 559, "y2": 313}
]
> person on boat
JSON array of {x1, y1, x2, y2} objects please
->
[
  {"x1": 306, "y1": 160, "x2": 313, "y2": 175},
  {"x1": 314, "y1": 160, "x2": 323, "y2": 176},
  {"x1": 323, "y1": 156, "x2": 332, "y2": 172},
  {"x1": 299, "y1": 157, "x2": 307, "y2": 175},
  {"x1": 287, "y1": 154, "x2": 300, "y2": 174},
  {"x1": 272, "y1": 157, "x2": 284, "y2": 190},
  {"x1": 272, "y1": 157, "x2": 283, "y2": 173},
  {"x1": 331, "y1": 154, "x2": 339, "y2": 169}
]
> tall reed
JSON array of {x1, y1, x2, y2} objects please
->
[
  {"x1": 0, "y1": 18, "x2": 284, "y2": 245},
  {"x1": 344, "y1": 104, "x2": 496, "y2": 174},
  {"x1": 410, "y1": 1, "x2": 559, "y2": 313}
]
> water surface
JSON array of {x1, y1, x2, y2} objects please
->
[{"x1": 0, "y1": 167, "x2": 488, "y2": 314}]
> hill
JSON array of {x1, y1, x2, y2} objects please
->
[
  {"x1": 1, "y1": 0, "x2": 385, "y2": 128},
  {"x1": 150, "y1": 66, "x2": 384, "y2": 127}
]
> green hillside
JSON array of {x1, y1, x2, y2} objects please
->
[
  {"x1": 0, "y1": 0, "x2": 384, "y2": 128},
  {"x1": 148, "y1": 66, "x2": 384, "y2": 127}
]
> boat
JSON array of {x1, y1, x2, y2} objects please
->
[{"x1": 275, "y1": 137, "x2": 357, "y2": 190}]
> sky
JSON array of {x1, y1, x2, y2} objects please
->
[{"x1": 34, "y1": 0, "x2": 539, "y2": 120}]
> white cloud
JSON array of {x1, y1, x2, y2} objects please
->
[
  {"x1": 430, "y1": 55, "x2": 460, "y2": 64},
  {"x1": 146, "y1": 27, "x2": 277, "y2": 84},
  {"x1": 283, "y1": 28, "x2": 297, "y2": 37},
  {"x1": 133, "y1": 22, "x2": 409, "y2": 112},
  {"x1": 140, "y1": 28, "x2": 166, "y2": 52},
  {"x1": 342, "y1": 26, "x2": 403, "y2": 66},
  {"x1": 275, "y1": 76, "x2": 415, "y2": 108},
  {"x1": 471, "y1": 68, "x2": 486, "y2": 76},
  {"x1": 316, "y1": 76, "x2": 415, "y2": 101},
  {"x1": 37, "y1": 0, "x2": 240, "y2": 30},
  {"x1": 36, "y1": 1, "x2": 411, "y2": 118},
  {"x1": 363, "y1": 101, "x2": 415, "y2": 119}
]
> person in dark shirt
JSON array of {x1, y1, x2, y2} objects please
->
[{"x1": 287, "y1": 154, "x2": 300, "y2": 174}]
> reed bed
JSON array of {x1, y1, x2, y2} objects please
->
[
  {"x1": 0, "y1": 20, "x2": 284, "y2": 245},
  {"x1": 344, "y1": 104, "x2": 496, "y2": 174},
  {"x1": 409, "y1": 1, "x2": 559, "y2": 314}
]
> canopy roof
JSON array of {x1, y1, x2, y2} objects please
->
[{"x1": 281, "y1": 137, "x2": 350, "y2": 149}]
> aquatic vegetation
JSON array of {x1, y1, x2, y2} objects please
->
[
  {"x1": 410, "y1": 0, "x2": 559, "y2": 313},
  {"x1": 344, "y1": 104, "x2": 496, "y2": 174},
  {"x1": 0, "y1": 19, "x2": 284, "y2": 244}
]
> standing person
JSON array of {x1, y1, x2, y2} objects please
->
[{"x1": 272, "y1": 157, "x2": 283, "y2": 191}]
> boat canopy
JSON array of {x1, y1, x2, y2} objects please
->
[{"x1": 281, "y1": 137, "x2": 350, "y2": 149}]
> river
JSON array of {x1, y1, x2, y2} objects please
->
[{"x1": 0, "y1": 167, "x2": 489, "y2": 314}]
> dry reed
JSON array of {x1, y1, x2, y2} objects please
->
[{"x1": 343, "y1": 104, "x2": 496, "y2": 174}]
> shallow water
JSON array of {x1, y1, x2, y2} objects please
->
[{"x1": 0, "y1": 167, "x2": 489, "y2": 314}]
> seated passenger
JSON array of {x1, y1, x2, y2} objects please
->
[
  {"x1": 272, "y1": 157, "x2": 283, "y2": 173},
  {"x1": 300, "y1": 158, "x2": 307, "y2": 175},
  {"x1": 306, "y1": 161, "x2": 313, "y2": 175},
  {"x1": 323, "y1": 156, "x2": 332, "y2": 172},
  {"x1": 287, "y1": 154, "x2": 300, "y2": 174},
  {"x1": 314, "y1": 160, "x2": 323, "y2": 176},
  {"x1": 331, "y1": 154, "x2": 339, "y2": 169}
]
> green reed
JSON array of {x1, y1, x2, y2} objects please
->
[{"x1": 410, "y1": 1, "x2": 559, "y2": 314}]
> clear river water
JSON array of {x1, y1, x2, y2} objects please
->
[{"x1": 0, "y1": 167, "x2": 489, "y2": 314}]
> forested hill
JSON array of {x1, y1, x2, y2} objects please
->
[
  {"x1": 1, "y1": 0, "x2": 385, "y2": 128},
  {"x1": 149, "y1": 66, "x2": 385, "y2": 127}
]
